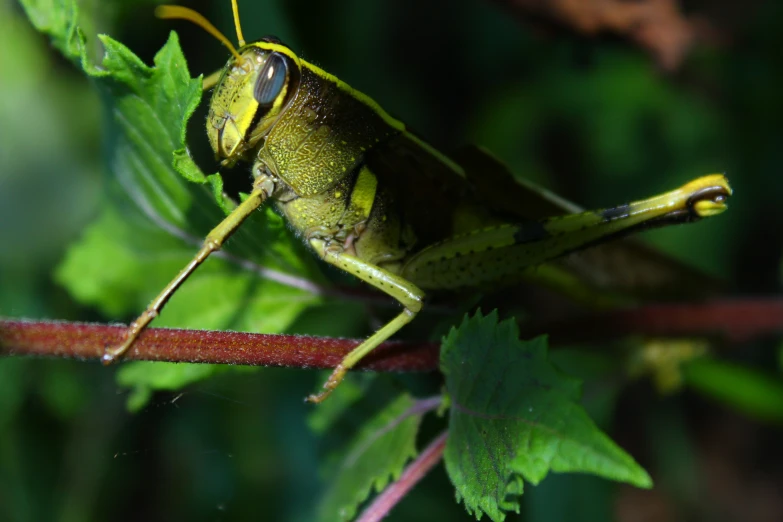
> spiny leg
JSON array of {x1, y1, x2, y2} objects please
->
[
  {"x1": 102, "y1": 176, "x2": 275, "y2": 364},
  {"x1": 306, "y1": 238, "x2": 425, "y2": 403},
  {"x1": 401, "y1": 174, "x2": 731, "y2": 290}
]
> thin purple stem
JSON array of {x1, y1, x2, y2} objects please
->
[
  {"x1": 356, "y1": 431, "x2": 448, "y2": 522},
  {"x1": 344, "y1": 396, "x2": 443, "y2": 468}
]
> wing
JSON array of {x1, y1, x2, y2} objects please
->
[{"x1": 365, "y1": 132, "x2": 489, "y2": 249}]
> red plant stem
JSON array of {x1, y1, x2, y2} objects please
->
[
  {"x1": 356, "y1": 431, "x2": 448, "y2": 522},
  {"x1": 0, "y1": 319, "x2": 439, "y2": 372},
  {"x1": 2, "y1": 298, "x2": 782, "y2": 371},
  {"x1": 524, "y1": 298, "x2": 783, "y2": 344}
]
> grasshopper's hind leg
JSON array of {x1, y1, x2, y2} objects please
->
[
  {"x1": 306, "y1": 238, "x2": 425, "y2": 403},
  {"x1": 401, "y1": 174, "x2": 732, "y2": 290}
]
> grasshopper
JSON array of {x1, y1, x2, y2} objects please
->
[{"x1": 103, "y1": 1, "x2": 732, "y2": 403}]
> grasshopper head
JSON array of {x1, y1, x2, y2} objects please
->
[
  {"x1": 207, "y1": 41, "x2": 301, "y2": 165},
  {"x1": 155, "y1": 4, "x2": 301, "y2": 166}
]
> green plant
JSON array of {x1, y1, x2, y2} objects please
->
[{"x1": 4, "y1": 1, "x2": 783, "y2": 521}]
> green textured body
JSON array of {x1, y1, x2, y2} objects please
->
[
  {"x1": 209, "y1": 41, "x2": 493, "y2": 284},
  {"x1": 106, "y1": 29, "x2": 731, "y2": 404},
  {"x1": 206, "y1": 40, "x2": 730, "y2": 297}
]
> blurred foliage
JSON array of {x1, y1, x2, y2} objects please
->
[
  {"x1": 2, "y1": 0, "x2": 783, "y2": 521},
  {"x1": 316, "y1": 386, "x2": 421, "y2": 522}
]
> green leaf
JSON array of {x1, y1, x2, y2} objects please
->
[
  {"x1": 24, "y1": 0, "x2": 324, "y2": 406},
  {"x1": 37, "y1": 0, "x2": 320, "y2": 302},
  {"x1": 55, "y1": 202, "x2": 316, "y2": 410},
  {"x1": 441, "y1": 310, "x2": 651, "y2": 522},
  {"x1": 55, "y1": 206, "x2": 195, "y2": 319},
  {"x1": 317, "y1": 392, "x2": 422, "y2": 522},
  {"x1": 20, "y1": 0, "x2": 90, "y2": 68}
]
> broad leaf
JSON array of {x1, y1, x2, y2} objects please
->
[
  {"x1": 441, "y1": 311, "x2": 651, "y2": 522},
  {"x1": 23, "y1": 0, "x2": 322, "y2": 405},
  {"x1": 317, "y1": 392, "x2": 422, "y2": 522}
]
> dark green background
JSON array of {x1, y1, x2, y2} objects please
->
[{"x1": 2, "y1": 0, "x2": 782, "y2": 520}]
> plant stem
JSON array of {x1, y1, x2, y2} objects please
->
[
  {"x1": 525, "y1": 298, "x2": 783, "y2": 344},
  {"x1": 3, "y1": 298, "x2": 782, "y2": 370},
  {"x1": 356, "y1": 431, "x2": 448, "y2": 522},
  {"x1": 343, "y1": 396, "x2": 443, "y2": 469},
  {"x1": 0, "y1": 319, "x2": 438, "y2": 371}
]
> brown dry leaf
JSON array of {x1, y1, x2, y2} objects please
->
[{"x1": 493, "y1": 0, "x2": 702, "y2": 69}]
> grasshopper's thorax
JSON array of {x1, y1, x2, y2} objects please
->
[
  {"x1": 207, "y1": 40, "x2": 301, "y2": 166},
  {"x1": 208, "y1": 38, "x2": 411, "y2": 266},
  {"x1": 255, "y1": 63, "x2": 403, "y2": 197}
]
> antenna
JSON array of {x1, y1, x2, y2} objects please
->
[
  {"x1": 155, "y1": 5, "x2": 243, "y2": 62},
  {"x1": 231, "y1": 0, "x2": 246, "y2": 47}
]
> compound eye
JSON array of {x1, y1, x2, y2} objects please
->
[{"x1": 253, "y1": 52, "x2": 288, "y2": 107}]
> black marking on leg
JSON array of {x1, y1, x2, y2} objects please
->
[
  {"x1": 601, "y1": 204, "x2": 631, "y2": 222},
  {"x1": 513, "y1": 222, "x2": 550, "y2": 245}
]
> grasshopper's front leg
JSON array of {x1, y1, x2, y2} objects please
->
[
  {"x1": 306, "y1": 238, "x2": 424, "y2": 403},
  {"x1": 103, "y1": 175, "x2": 276, "y2": 363}
]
